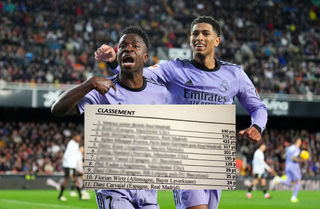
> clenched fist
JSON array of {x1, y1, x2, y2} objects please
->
[
  {"x1": 95, "y1": 44, "x2": 117, "y2": 63},
  {"x1": 239, "y1": 126, "x2": 261, "y2": 141}
]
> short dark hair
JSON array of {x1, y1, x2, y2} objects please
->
[
  {"x1": 292, "y1": 136, "x2": 301, "y2": 144},
  {"x1": 121, "y1": 26, "x2": 150, "y2": 50},
  {"x1": 190, "y1": 16, "x2": 222, "y2": 37}
]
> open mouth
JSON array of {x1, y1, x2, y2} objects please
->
[{"x1": 123, "y1": 55, "x2": 135, "y2": 67}]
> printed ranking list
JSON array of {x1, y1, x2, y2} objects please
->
[{"x1": 84, "y1": 105, "x2": 236, "y2": 190}]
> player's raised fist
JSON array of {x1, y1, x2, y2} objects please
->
[
  {"x1": 95, "y1": 44, "x2": 116, "y2": 63},
  {"x1": 239, "y1": 126, "x2": 261, "y2": 141}
]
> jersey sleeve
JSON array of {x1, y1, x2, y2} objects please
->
[
  {"x1": 107, "y1": 60, "x2": 177, "y2": 86},
  {"x1": 293, "y1": 147, "x2": 300, "y2": 158},
  {"x1": 236, "y1": 68, "x2": 268, "y2": 133},
  {"x1": 165, "y1": 89, "x2": 172, "y2": 104},
  {"x1": 263, "y1": 161, "x2": 271, "y2": 171},
  {"x1": 77, "y1": 90, "x2": 102, "y2": 114},
  {"x1": 144, "y1": 61, "x2": 178, "y2": 85},
  {"x1": 107, "y1": 60, "x2": 120, "y2": 74}
]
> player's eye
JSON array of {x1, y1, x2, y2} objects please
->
[
  {"x1": 119, "y1": 44, "x2": 126, "y2": 48},
  {"x1": 133, "y1": 44, "x2": 140, "y2": 48}
]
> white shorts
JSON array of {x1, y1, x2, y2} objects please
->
[{"x1": 254, "y1": 173, "x2": 267, "y2": 179}]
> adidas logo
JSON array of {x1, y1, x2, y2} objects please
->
[{"x1": 185, "y1": 79, "x2": 194, "y2": 86}]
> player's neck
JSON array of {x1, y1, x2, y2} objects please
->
[
  {"x1": 119, "y1": 71, "x2": 144, "y2": 89},
  {"x1": 193, "y1": 54, "x2": 216, "y2": 69}
]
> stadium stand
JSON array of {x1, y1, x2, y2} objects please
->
[
  {"x1": 0, "y1": 0, "x2": 320, "y2": 95},
  {"x1": 0, "y1": 120, "x2": 84, "y2": 175}
]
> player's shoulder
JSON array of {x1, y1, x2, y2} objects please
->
[
  {"x1": 294, "y1": 145, "x2": 300, "y2": 151},
  {"x1": 147, "y1": 58, "x2": 192, "y2": 70},
  {"x1": 68, "y1": 139, "x2": 76, "y2": 147},
  {"x1": 145, "y1": 77, "x2": 166, "y2": 88},
  {"x1": 107, "y1": 75, "x2": 118, "y2": 84},
  {"x1": 174, "y1": 58, "x2": 193, "y2": 67},
  {"x1": 254, "y1": 149, "x2": 262, "y2": 155},
  {"x1": 217, "y1": 59, "x2": 242, "y2": 70},
  {"x1": 288, "y1": 145, "x2": 295, "y2": 151}
]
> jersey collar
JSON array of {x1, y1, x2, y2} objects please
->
[
  {"x1": 116, "y1": 74, "x2": 147, "y2": 92},
  {"x1": 191, "y1": 58, "x2": 221, "y2": 72}
]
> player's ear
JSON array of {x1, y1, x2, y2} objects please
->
[
  {"x1": 214, "y1": 37, "x2": 221, "y2": 47},
  {"x1": 143, "y1": 53, "x2": 148, "y2": 63}
]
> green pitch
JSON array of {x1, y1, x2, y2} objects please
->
[{"x1": 0, "y1": 190, "x2": 319, "y2": 209}]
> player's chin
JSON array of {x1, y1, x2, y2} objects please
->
[
  {"x1": 193, "y1": 50, "x2": 206, "y2": 56},
  {"x1": 121, "y1": 65, "x2": 138, "y2": 74}
]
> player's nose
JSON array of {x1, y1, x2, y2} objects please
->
[
  {"x1": 196, "y1": 33, "x2": 204, "y2": 41},
  {"x1": 124, "y1": 44, "x2": 134, "y2": 52}
]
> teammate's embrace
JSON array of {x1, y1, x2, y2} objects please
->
[
  {"x1": 52, "y1": 26, "x2": 170, "y2": 209},
  {"x1": 95, "y1": 15, "x2": 268, "y2": 209},
  {"x1": 246, "y1": 142, "x2": 278, "y2": 199}
]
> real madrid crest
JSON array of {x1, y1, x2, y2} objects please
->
[{"x1": 220, "y1": 80, "x2": 229, "y2": 92}]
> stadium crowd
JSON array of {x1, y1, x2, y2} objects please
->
[
  {"x1": 1, "y1": 0, "x2": 320, "y2": 95},
  {"x1": 0, "y1": 120, "x2": 320, "y2": 177},
  {"x1": 0, "y1": 120, "x2": 84, "y2": 175}
]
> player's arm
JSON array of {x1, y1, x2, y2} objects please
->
[
  {"x1": 51, "y1": 77, "x2": 116, "y2": 117},
  {"x1": 95, "y1": 44, "x2": 176, "y2": 85},
  {"x1": 291, "y1": 156, "x2": 305, "y2": 162},
  {"x1": 267, "y1": 167, "x2": 277, "y2": 176},
  {"x1": 291, "y1": 149, "x2": 306, "y2": 162},
  {"x1": 291, "y1": 156, "x2": 306, "y2": 163},
  {"x1": 262, "y1": 159, "x2": 277, "y2": 176},
  {"x1": 237, "y1": 69, "x2": 268, "y2": 141},
  {"x1": 77, "y1": 156, "x2": 82, "y2": 174}
]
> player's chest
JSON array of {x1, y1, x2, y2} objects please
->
[
  {"x1": 104, "y1": 89, "x2": 164, "y2": 105},
  {"x1": 173, "y1": 70, "x2": 237, "y2": 92},
  {"x1": 170, "y1": 70, "x2": 239, "y2": 104}
]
